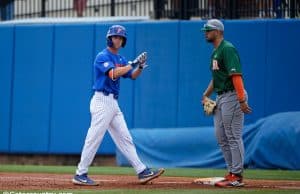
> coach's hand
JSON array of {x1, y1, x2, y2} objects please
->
[{"x1": 240, "y1": 101, "x2": 252, "y2": 114}]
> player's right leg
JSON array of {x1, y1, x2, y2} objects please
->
[
  {"x1": 72, "y1": 119, "x2": 106, "y2": 186},
  {"x1": 72, "y1": 93, "x2": 114, "y2": 186},
  {"x1": 108, "y1": 110, "x2": 164, "y2": 184}
]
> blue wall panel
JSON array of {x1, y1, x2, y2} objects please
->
[
  {"x1": 10, "y1": 25, "x2": 54, "y2": 153},
  {"x1": 224, "y1": 20, "x2": 268, "y2": 124},
  {"x1": 134, "y1": 22, "x2": 179, "y2": 128},
  {"x1": 265, "y1": 20, "x2": 300, "y2": 115},
  {"x1": 0, "y1": 25, "x2": 14, "y2": 152},
  {"x1": 177, "y1": 21, "x2": 213, "y2": 127},
  {"x1": 1, "y1": 20, "x2": 300, "y2": 155},
  {"x1": 49, "y1": 24, "x2": 95, "y2": 154}
]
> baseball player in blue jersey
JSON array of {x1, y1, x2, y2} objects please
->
[{"x1": 72, "y1": 25, "x2": 164, "y2": 186}]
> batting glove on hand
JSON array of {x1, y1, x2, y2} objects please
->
[
  {"x1": 128, "y1": 61, "x2": 138, "y2": 69},
  {"x1": 138, "y1": 62, "x2": 148, "y2": 70},
  {"x1": 128, "y1": 60, "x2": 148, "y2": 69},
  {"x1": 135, "y1": 52, "x2": 147, "y2": 64},
  {"x1": 129, "y1": 52, "x2": 147, "y2": 68},
  {"x1": 129, "y1": 52, "x2": 148, "y2": 69}
]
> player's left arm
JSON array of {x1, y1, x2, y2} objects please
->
[
  {"x1": 108, "y1": 65, "x2": 133, "y2": 80},
  {"x1": 224, "y1": 46, "x2": 252, "y2": 113},
  {"x1": 232, "y1": 75, "x2": 252, "y2": 114},
  {"x1": 223, "y1": 46, "x2": 245, "y2": 102},
  {"x1": 131, "y1": 68, "x2": 143, "y2": 79},
  {"x1": 127, "y1": 52, "x2": 148, "y2": 80},
  {"x1": 232, "y1": 75, "x2": 245, "y2": 103}
]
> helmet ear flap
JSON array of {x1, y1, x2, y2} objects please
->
[
  {"x1": 107, "y1": 36, "x2": 126, "y2": 48},
  {"x1": 121, "y1": 38, "x2": 127, "y2": 47},
  {"x1": 107, "y1": 37, "x2": 113, "y2": 47}
]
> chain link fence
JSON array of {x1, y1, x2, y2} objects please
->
[{"x1": 1, "y1": 0, "x2": 299, "y2": 21}]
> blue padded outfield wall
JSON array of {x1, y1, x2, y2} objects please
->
[
  {"x1": 117, "y1": 112, "x2": 300, "y2": 170},
  {"x1": 0, "y1": 20, "x2": 300, "y2": 164}
]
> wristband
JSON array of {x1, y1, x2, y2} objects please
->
[{"x1": 128, "y1": 61, "x2": 138, "y2": 69}]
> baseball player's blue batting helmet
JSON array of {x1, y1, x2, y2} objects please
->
[{"x1": 106, "y1": 25, "x2": 127, "y2": 48}]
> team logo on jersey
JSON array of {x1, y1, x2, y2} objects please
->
[
  {"x1": 104, "y1": 62, "x2": 109, "y2": 67},
  {"x1": 212, "y1": 59, "x2": 219, "y2": 70}
]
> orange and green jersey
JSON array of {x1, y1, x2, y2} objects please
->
[{"x1": 210, "y1": 40, "x2": 242, "y2": 93}]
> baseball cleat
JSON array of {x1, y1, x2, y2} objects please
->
[
  {"x1": 72, "y1": 173, "x2": 99, "y2": 186},
  {"x1": 138, "y1": 168, "x2": 165, "y2": 184},
  {"x1": 224, "y1": 172, "x2": 233, "y2": 180},
  {"x1": 215, "y1": 173, "x2": 244, "y2": 187}
]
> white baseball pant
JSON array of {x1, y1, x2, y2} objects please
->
[{"x1": 76, "y1": 91, "x2": 146, "y2": 175}]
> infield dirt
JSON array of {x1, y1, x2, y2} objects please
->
[{"x1": 1, "y1": 172, "x2": 300, "y2": 190}]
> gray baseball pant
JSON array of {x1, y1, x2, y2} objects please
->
[{"x1": 214, "y1": 91, "x2": 247, "y2": 174}]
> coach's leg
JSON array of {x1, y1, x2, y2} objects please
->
[
  {"x1": 214, "y1": 97, "x2": 232, "y2": 173},
  {"x1": 221, "y1": 92, "x2": 245, "y2": 175}
]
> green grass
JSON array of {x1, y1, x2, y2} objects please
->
[
  {"x1": 79, "y1": 190, "x2": 300, "y2": 194},
  {"x1": 1, "y1": 164, "x2": 300, "y2": 180},
  {"x1": 1, "y1": 165, "x2": 300, "y2": 194}
]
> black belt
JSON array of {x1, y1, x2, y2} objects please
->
[
  {"x1": 98, "y1": 90, "x2": 119, "y2": 99},
  {"x1": 217, "y1": 89, "x2": 234, "y2": 95}
]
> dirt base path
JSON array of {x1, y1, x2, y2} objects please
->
[{"x1": 1, "y1": 172, "x2": 300, "y2": 190}]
